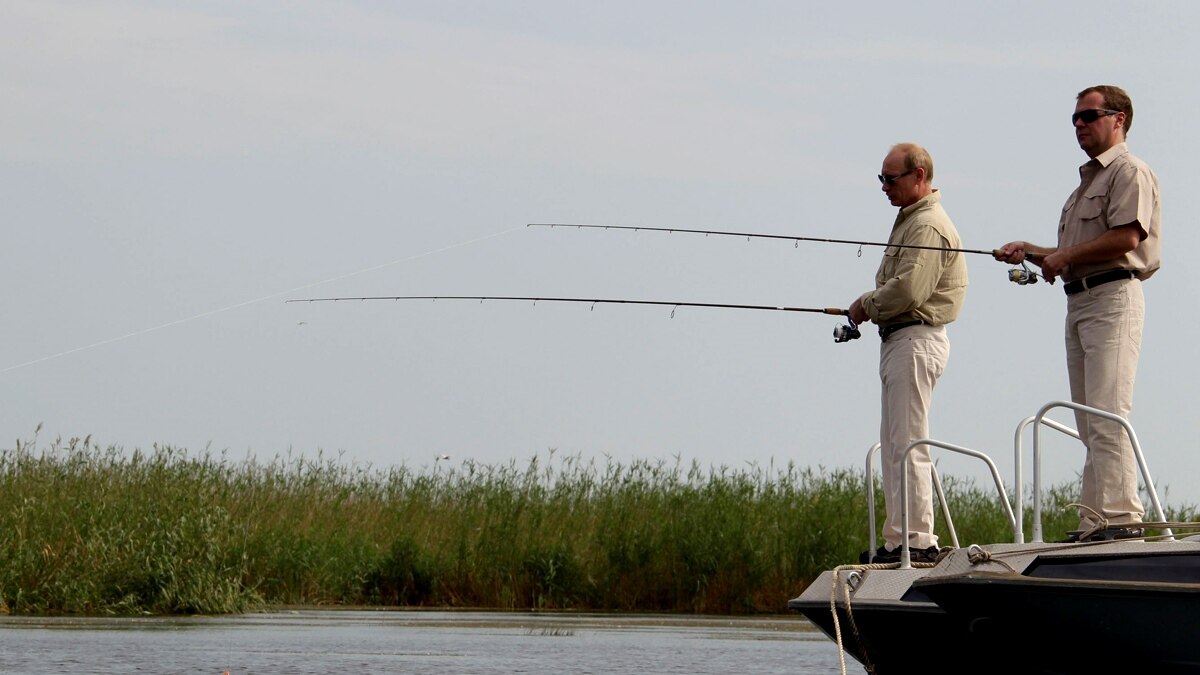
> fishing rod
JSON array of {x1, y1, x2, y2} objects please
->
[
  {"x1": 528, "y1": 223, "x2": 1049, "y2": 285},
  {"x1": 286, "y1": 295, "x2": 863, "y2": 343}
]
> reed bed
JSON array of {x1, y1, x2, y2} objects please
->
[{"x1": 0, "y1": 434, "x2": 1193, "y2": 616}]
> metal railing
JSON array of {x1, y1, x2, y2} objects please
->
[
  {"x1": 864, "y1": 399, "x2": 1173, "y2": 568},
  {"x1": 865, "y1": 443, "x2": 957, "y2": 557},
  {"x1": 866, "y1": 439, "x2": 1015, "y2": 569},
  {"x1": 1018, "y1": 400, "x2": 1172, "y2": 543}
]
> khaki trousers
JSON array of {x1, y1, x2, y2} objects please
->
[
  {"x1": 1065, "y1": 278, "x2": 1146, "y2": 529},
  {"x1": 879, "y1": 323, "x2": 948, "y2": 550}
]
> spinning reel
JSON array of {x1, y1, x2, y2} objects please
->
[
  {"x1": 833, "y1": 317, "x2": 861, "y2": 343},
  {"x1": 1008, "y1": 261, "x2": 1043, "y2": 285}
]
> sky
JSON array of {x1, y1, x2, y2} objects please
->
[{"x1": 4, "y1": 1, "x2": 1200, "y2": 515}]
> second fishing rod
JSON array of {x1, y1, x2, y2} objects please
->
[
  {"x1": 528, "y1": 222, "x2": 1049, "y2": 286},
  {"x1": 287, "y1": 295, "x2": 866, "y2": 343}
]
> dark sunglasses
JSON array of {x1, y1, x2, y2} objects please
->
[
  {"x1": 878, "y1": 169, "x2": 914, "y2": 186},
  {"x1": 1072, "y1": 108, "x2": 1120, "y2": 125}
]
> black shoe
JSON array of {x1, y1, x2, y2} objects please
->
[
  {"x1": 910, "y1": 546, "x2": 941, "y2": 563},
  {"x1": 859, "y1": 546, "x2": 890, "y2": 564},
  {"x1": 858, "y1": 545, "x2": 940, "y2": 564},
  {"x1": 1057, "y1": 526, "x2": 1145, "y2": 543}
]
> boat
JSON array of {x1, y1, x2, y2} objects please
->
[{"x1": 788, "y1": 400, "x2": 1200, "y2": 675}]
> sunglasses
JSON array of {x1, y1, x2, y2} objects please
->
[
  {"x1": 878, "y1": 169, "x2": 914, "y2": 186},
  {"x1": 1072, "y1": 108, "x2": 1120, "y2": 125}
]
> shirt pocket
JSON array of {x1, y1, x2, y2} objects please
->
[
  {"x1": 1073, "y1": 187, "x2": 1107, "y2": 226},
  {"x1": 876, "y1": 246, "x2": 902, "y2": 283}
]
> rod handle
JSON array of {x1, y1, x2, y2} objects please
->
[{"x1": 991, "y1": 248, "x2": 1045, "y2": 262}]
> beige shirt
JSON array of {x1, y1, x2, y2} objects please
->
[
  {"x1": 1058, "y1": 142, "x2": 1161, "y2": 282},
  {"x1": 858, "y1": 190, "x2": 968, "y2": 326}
]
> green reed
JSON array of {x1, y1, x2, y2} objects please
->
[{"x1": 0, "y1": 435, "x2": 1194, "y2": 616}]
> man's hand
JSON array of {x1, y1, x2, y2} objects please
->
[
  {"x1": 1038, "y1": 252, "x2": 1066, "y2": 282},
  {"x1": 996, "y1": 241, "x2": 1058, "y2": 283},
  {"x1": 849, "y1": 297, "x2": 869, "y2": 324},
  {"x1": 994, "y1": 241, "x2": 1027, "y2": 264}
]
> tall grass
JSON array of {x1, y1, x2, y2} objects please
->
[{"x1": 0, "y1": 435, "x2": 1194, "y2": 616}]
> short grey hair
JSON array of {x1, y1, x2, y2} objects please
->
[{"x1": 892, "y1": 143, "x2": 933, "y2": 183}]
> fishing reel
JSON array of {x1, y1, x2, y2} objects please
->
[
  {"x1": 833, "y1": 317, "x2": 860, "y2": 343},
  {"x1": 1008, "y1": 261, "x2": 1041, "y2": 285}
]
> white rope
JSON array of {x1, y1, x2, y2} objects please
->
[
  {"x1": 827, "y1": 563, "x2": 903, "y2": 675},
  {"x1": 828, "y1": 566, "x2": 852, "y2": 675}
]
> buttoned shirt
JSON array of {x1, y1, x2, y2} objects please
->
[
  {"x1": 1058, "y1": 142, "x2": 1161, "y2": 283},
  {"x1": 858, "y1": 190, "x2": 968, "y2": 327}
]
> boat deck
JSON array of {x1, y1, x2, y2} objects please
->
[{"x1": 791, "y1": 539, "x2": 1200, "y2": 674}]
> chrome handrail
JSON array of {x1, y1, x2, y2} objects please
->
[
  {"x1": 864, "y1": 400, "x2": 1170, "y2": 567},
  {"x1": 1025, "y1": 400, "x2": 1172, "y2": 543},
  {"x1": 1011, "y1": 414, "x2": 1078, "y2": 543},
  {"x1": 866, "y1": 439, "x2": 1015, "y2": 568},
  {"x1": 898, "y1": 439, "x2": 1015, "y2": 569}
]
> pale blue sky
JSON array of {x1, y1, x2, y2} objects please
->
[{"x1": 3, "y1": 1, "x2": 1199, "y2": 510}]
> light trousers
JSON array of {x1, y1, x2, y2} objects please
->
[
  {"x1": 1065, "y1": 278, "x2": 1146, "y2": 529},
  {"x1": 879, "y1": 323, "x2": 948, "y2": 550}
]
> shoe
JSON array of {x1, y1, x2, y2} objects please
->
[
  {"x1": 910, "y1": 546, "x2": 941, "y2": 563},
  {"x1": 859, "y1": 546, "x2": 887, "y2": 564},
  {"x1": 1057, "y1": 526, "x2": 1145, "y2": 543},
  {"x1": 858, "y1": 545, "x2": 941, "y2": 564}
]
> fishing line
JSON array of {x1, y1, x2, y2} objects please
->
[{"x1": 0, "y1": 226, "x2": 525, "y2": 374}]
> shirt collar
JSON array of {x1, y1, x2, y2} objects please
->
[
  {"x1": 1089, "y1": 142, "x2": 1129, "y2": 169},
  {"x1": 898, "y1": 188, "x2": 940, "y2": 218}
]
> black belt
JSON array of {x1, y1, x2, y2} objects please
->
[
  {"x1": 1063, "y1": 269, "x2": 1136, "y2": 295},
  {"x1": 878, "y1": 320, "x2": 926, "y2": 341}
]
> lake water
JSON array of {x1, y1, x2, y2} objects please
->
[{"x1": 0, "y1": 610, "x2": 851, "y2": 674}]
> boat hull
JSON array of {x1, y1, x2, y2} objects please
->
[
  {"x1": 790, "y1": 541, "x2": 1200, "y2": 674},
  {"x1": 792, "y1": 594, "x2": 955, "y2": 673},
  {"x1": 914, "y1": 572, "x2": 1200, "y2": 674},
  {"x1": 789, "y1": 566, "x2": 948, "y2": 672}
]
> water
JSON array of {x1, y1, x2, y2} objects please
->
[{"x1": 0, "y1": 610, "x2": 850, "y2": 674}]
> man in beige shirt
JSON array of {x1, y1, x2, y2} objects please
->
[
  {"x1": 850, "y1": 142, "x2": 968, "y2": 564},
  {"x1": 996, "y1": 85, "x2": 1161, "y2": 542}
]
